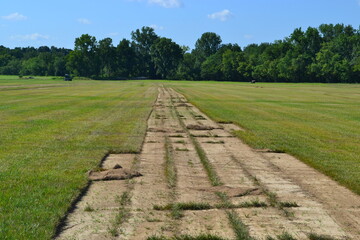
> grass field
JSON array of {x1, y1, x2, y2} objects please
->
[
  {"x1": 168, "y1": 81, "x2": 360, "y2": 195},
  {"x1": 0, "y1": 77, "x2": 157, "y2": 239},
  {"x1": 1, "y1": 78, "x2": 359, "y2": 239}
]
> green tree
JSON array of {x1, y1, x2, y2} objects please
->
[
  {"x1": 150, "y1": 37, "x2": 183, "y2": 79},
  {"x1": 200, "y1": 52, "x2": 223, "y2": 80},
  {"x1": 175, "y1": 53, "x2": 198, "y2": 80},
  {"x1": 221, "y1": 50, "x2": 242, "y2": 81},
  {"x1": 131, "y1": 26, "x2": 159, "y2": 78},
  {"x1": 193, "y1": 32, "x2": 222, "y2": 64},
  {"x1": 67, "y1": 34, "x2": 98, "y2": 77},
  {"x1": 310, "y1": 47, "x2": 352, "y2": 83},
  {"x1": 116, "y1": 39, "x2": 136, "y2": 78},
  {"x1": 20, "y1": 57, "x2": 46, "y2": 76},
  {"x1": 98, "y1": 38, "x2": 116, "y2": 78},
  {"x1": 53, "y1": 56, "x2": 67, "y2": 76}
]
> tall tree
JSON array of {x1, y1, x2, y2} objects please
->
[
  {"x1": 131, "y1": 26, "x2": 159, "y2": 78},
  {"x1": 98, "y1": 38, "x2": 116, "y2": 77},
  {"x1": 193, "y1": 32, "x2": 222, "y2": 63},
  {"x1": 116, "y1": 39, "x2": 136, "y2": 78},
  {"x1": 150, "y1": 37, "x2": 183, "y2": 79},
  {"x1": 67, "y1": 34, "x2": 99, "y2": 77}
]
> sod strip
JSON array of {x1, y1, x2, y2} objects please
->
[
  {"x1": 229, "y1": 155, "x2": 297, "y2": 218},
  {"x1": 153, "y1": 200, "x2": 267, "y2": 211},
  {"x1": 169, "y1": 89, "x2": 222, "y2": 187},
  {"x1": 190, "y1": 135, "x2": 223, "y2": 186},
  {"x1": 108, "y1": 154, "x2": 141, "y2": 236},
  {"x1": 226, "y1": 210, "x2": 255, "y2": 240},
  {"x1": 165, "y1": 135, "x2": 177, "y2": 189},
  {"x1": 214, "y1": 191, "x2": 255, "y2": 240},
  {"x1": 109, "y1": 191, "x2": 132, "y2": 237},
  {"x1": 164, "y1": 134, "x2": 183, "y2": 221}
]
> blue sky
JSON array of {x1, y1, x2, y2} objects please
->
[{"x1": 1, "y1": 0, "x2": 359, "y2": 50}]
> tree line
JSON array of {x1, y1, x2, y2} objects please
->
[
  {"x1": 0, "y1": 23, "x2": 359, "y2": 83},
  {"x1": 0, "y1": 46, "x2": 70, "y2": 76}
]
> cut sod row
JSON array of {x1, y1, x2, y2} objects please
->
[
  {"x1": 165, "y1": 135, "x2": 177, "y2": 189},
  {"x1": 108, "y1": 154, "x2": 141, "y2": 237},
  {"x1": 0, "y1": 78, "x2": 158, "y2": 240},
  {"x1": 153, "y1": 199, "x2": 268, "y2": 211},
  {"x1": 170, "y1": 94, "x2": 222, "y2": 187},
  {"x1": 169, "y1": 89, "x2": 255, "y2": 240},
  {"x1": 229, "y1": 155, "x2": 299, "y2": 218},
  {"x1": 168, "y1": 81, "x2": 360, "y2": 195}
]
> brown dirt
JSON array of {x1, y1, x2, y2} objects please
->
[
  {"x1": 56, "y1": 86, "x2": 360, "y2": 240},
  {"x1": 56, "y1": 154, "x2": 136, "y2": 240},
  {"x1": 89, "y1": 169, "x2": 142, "y2": 181}
]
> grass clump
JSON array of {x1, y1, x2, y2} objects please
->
[
  {"x1": 191, "y1": 135, "x2": 222, "y2": 186},
  {"x1": 165, "y1": 136, "x2": 177, "y2": 188},
  {"x1": 308, "y1": 233, "x2": 339, "y2": 240},
  {"x1": 155, "y1": 200, "x2": 267, "y2": 211},
  {"x1": 226, "y1": 210, "x2": 254, "y2": 240},
  {"x1": 109, "y1": 191, "x2": 132, "y2": 236},
  {"x1": 215, "y1": 191, "x2": 255, "y2": 240},
  {"x1": 191, "y1": 134, "x2": 211, "y2": 138},
  {"x1": 238, "y1": 199, "x2": 268, "y2": 208},
  {"x1": 204, "y1": 140, "x2": 225, "y2": 144},
  {"x1": 154, "y1": 202, "x2": 212, "y2": 211},
  {"x1": 170, "y1": 204, "x2": 184, "y2": 220},
  {"x1": 84, "y1": 204, "x2": 95, "y2": 212},
  {"x1": 279, "y1": 201, "x2": 299, "y2": 208},
  {"x1": 147, "y1": 234, "x2": 228, "y2": 240},
  {"x1": 266, "y1": 232, "x2": 296, "y2": 240}
]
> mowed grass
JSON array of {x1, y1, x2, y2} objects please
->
[
  {"x1": 0, "y1": 78, "x2": 157, "y2": 239},
  {"x1": 168, "y1": 81, "x2": 360, "y2": 195}
]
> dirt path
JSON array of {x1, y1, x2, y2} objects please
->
[{"x1": 56, "y1": 86, "x2": 360, "y2": 240}]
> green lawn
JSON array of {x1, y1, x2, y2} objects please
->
[
  {"x1": 167, "y1": 81, "x2": 360, "y2": 195},
  {"x1": 1, "y1": 78, "x2": 359, "y2": 239},
  {"x1": 0, "y1": 77, "x2": 157, "y2": 239}
]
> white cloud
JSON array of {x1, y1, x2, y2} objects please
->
[
  {"x1": 208, "y1": 9, "x2": 232, "y2": 22},
  {"x1": 2, "y1": 12, "x2": 27, "y2": 21},
  {"x1": 148, "y1": 0, "x2": 182, "y2": 8},
  {"x1": 77, "y1": 18, "x2": 91, "y2": 24},
  {"x1": 149, "y1": 24, "x2": 164, "y2": 30},
  {"x1": 11, "y1": 33, "x2": 49, "y2": 41}
]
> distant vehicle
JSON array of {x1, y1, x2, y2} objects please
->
[
  {"x1": 251, "y1": 79, "x2": 256, "y2": 84},
  {"x1": 64, "y1": 74, "x2": 73, "y2": 81},
  {"x1": 134, "y1": 76, "x2": 149, "y2": 80}
]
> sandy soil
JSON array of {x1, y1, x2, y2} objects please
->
[{"x1": 56, "y1": 86, "x2": 360, "y2": 240}]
